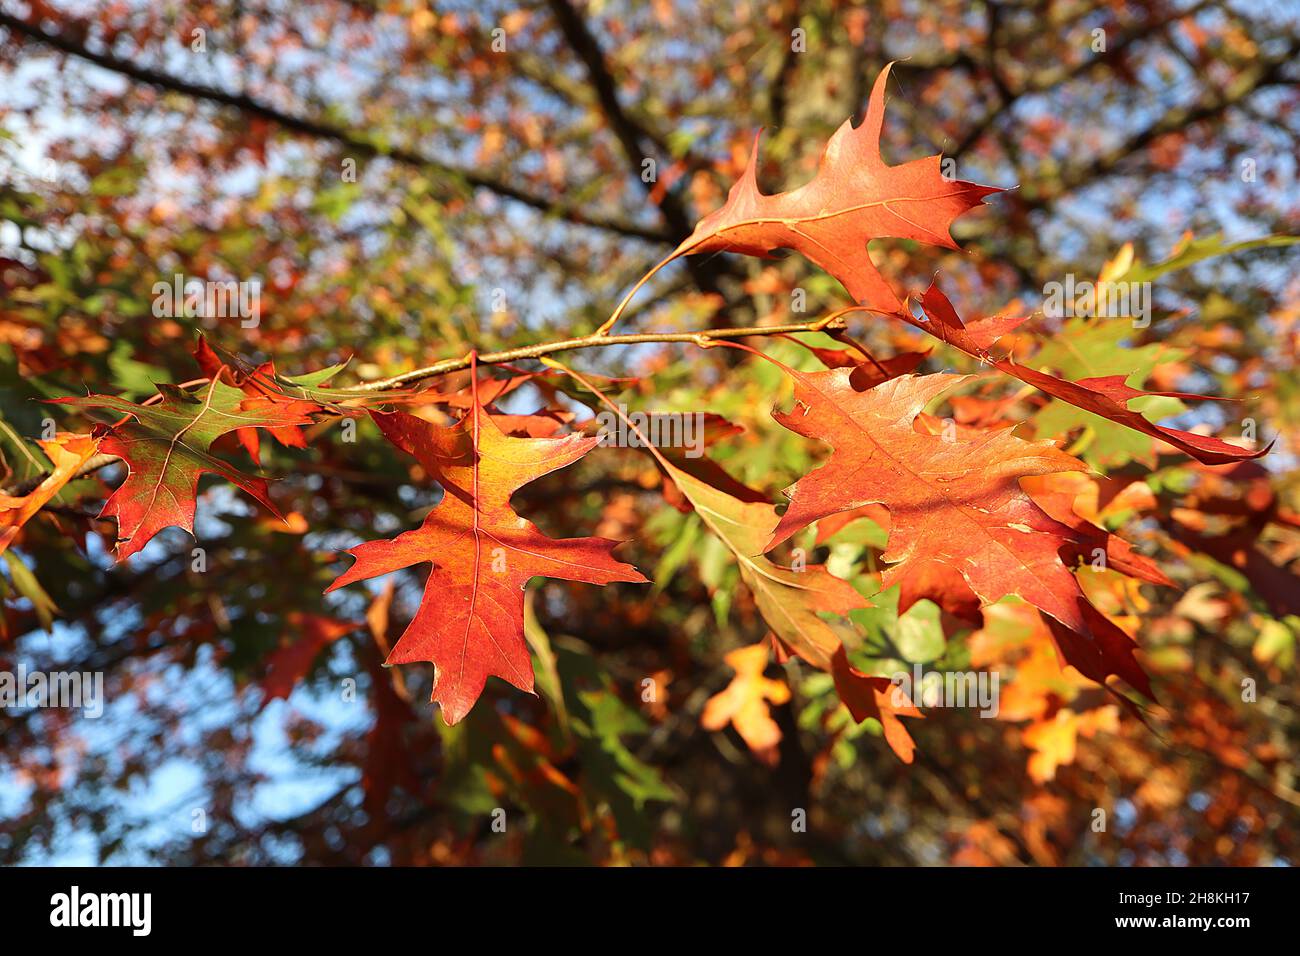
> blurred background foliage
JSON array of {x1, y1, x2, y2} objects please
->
[{"x1": 0, "y1": 0, "x2": 1297, "y2": 864}]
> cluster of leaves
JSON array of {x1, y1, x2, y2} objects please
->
[
  {"x1": 4, "y1": 63, "x2": 1275, "y2": 750},
  {"x1": 2, "y1": 0, "x2": 1298, "y2": 865}
]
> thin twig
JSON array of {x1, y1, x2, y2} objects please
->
[
  {"x1": 2, "y1": 452, "x2": 120, "y2": 497},
  {"x1": 357, "y1": 316, "x2": 854, "y2": 391},
  {"x1": 4, "y1": 317, "x2": 853, "y2": 497}
]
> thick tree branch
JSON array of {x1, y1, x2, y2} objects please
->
[
  {"x1": 949, "y1": 0, "x2": 1221, "y2": 161},
  {"x1": 0, "y1": 10, "x2": 673, "y2": 244},
  {"x1": 543, "y1": 0, "x2": 730, "y2": 302},
  {"x1": 1023, "y1": 36, "x2": 1300, "y2": 207}
]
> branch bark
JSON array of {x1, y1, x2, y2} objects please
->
[
  {"x1": 357, "y1": 313, "x2": 857, "y2": 390},
  {"x1": 3, "y1": 315, "x2": 857, "y2": 496},
  {"x1": 543, "y1": 0, "x2": 731, "y2": 306},
  {"x1": 0, "y1": 10, "x2": 673, "y2": 244},
  {"x1": 1022, "y1": 36, "x2": 1300, "y2": 208}
]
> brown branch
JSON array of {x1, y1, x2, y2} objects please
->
[
  {"x1": 543, "y1": 0, "x2": 730, "y2": 306},
  {"x1": 0, "y1": 10, "x2": 673, "y2": 245},
  {"x1": 7, "y1": 316, "x2": 853, "y2": 498},
  {"x1": 357, "y1": 314, "x2": 856, "y2": 391},
  {"x1": 545, "y1": 0, "x2": 687, "y2": 232},
  {"x1": 1023, "y1": 36, "x2": 1300, "y2": 207},
  {"x1": 949, "y1": 0, "x2": 1220, "y2": 161}
]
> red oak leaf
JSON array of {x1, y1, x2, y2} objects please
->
[
  {"x1": 915, "y1": 282, "x2": 1265, "y2": 466},
  {"x1": 672, "y1": 63, "x2": 1000, "y2": 313},
  {"x1": 52, "y1": 377, "x2": 321, "y2": 560},
  {"x1": 765, "y1": 367, "x2": 1151, "y2": 696},
  {"x1": 326, "y1": 404, "x2": 646, "y2": 725}
]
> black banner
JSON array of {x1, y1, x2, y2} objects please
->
[{"x1": 0, "y1": 865, "x2": 1288, "y2": 942}]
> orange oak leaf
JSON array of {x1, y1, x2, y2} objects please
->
[
  {"x1": 325, "y1": 404, "x2": 646, "y2": 725},
  {"x1": 804, "y1": 341, "x2": 929, "y2": 390},
  {"x1": 765, "y1": 367, "x2": 1152, "y2": 696},
  {"x1": 831, "y1": 646, "x2": 924, "y2": 765},
  {"x1": 553, "y1": 359, "x2": 923, "y2": 761},
  {"x1": 701, "y1": 642, "x2": 792, "y2": 765},
  {"x1": 1024, "y1": 706, "x2": 1119, "y2": 783},
  {"x1": 52, "y1": 377, "x2": 321, "y2": 560},
  {"x1": 671, "y1": 63, "x2": 1000, "y2": 314},
  {"x1": 0, "y1": 432, "x2": 100, "y2": 555}
]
